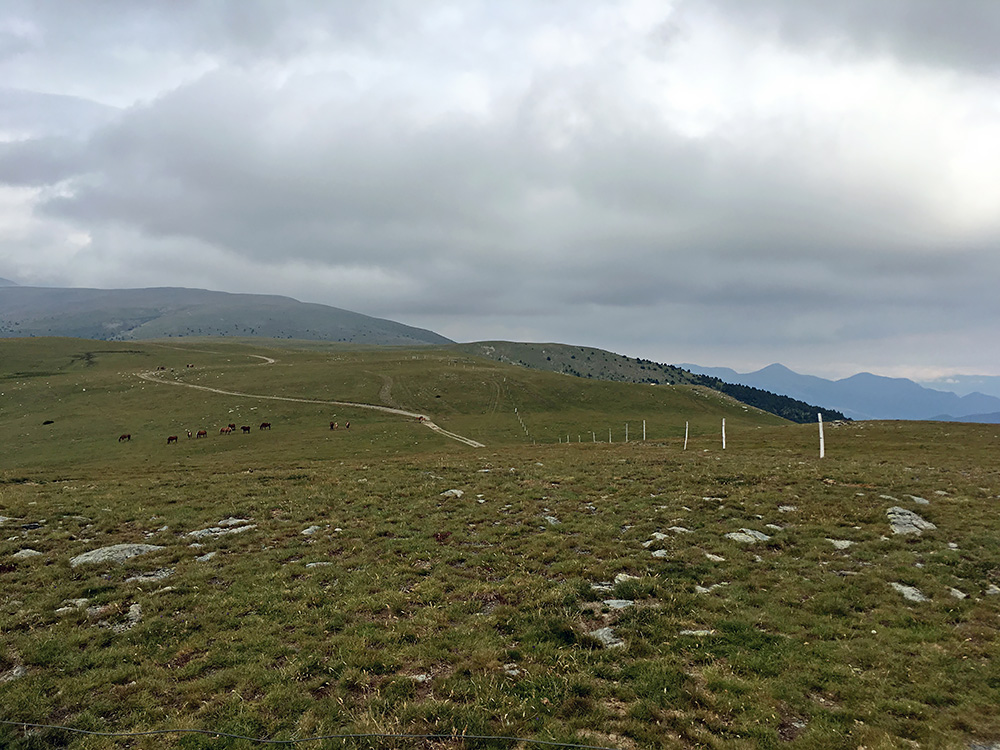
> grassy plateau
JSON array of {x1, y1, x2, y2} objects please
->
[{"x1": 0, "y1": 337, "x2": 998, "y2": 749}]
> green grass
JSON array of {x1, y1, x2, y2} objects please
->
[{"x1": 0, "y1": 337, "x2": 998, "y2": 749}]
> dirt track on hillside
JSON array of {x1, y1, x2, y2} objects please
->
[{"x1": 136, "y1": 356, "x2": 485, "y2": 448}]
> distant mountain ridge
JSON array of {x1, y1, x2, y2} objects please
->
[
  {"x1": 0, "y1": 285, "x2": 452, "y2": 346},
  {"x1": 681, "y1": 363, "x2": 1000, "y2": 421}
]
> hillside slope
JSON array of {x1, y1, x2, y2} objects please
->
[
  {"x1": 455, "y1": 341, "x2": 847, "y2": 424},
  {"x1": 0, "y1": 286, "x2": 451, "y2": 346}
]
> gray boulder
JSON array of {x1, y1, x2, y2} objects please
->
[{"x1": 70, "y1": 544, "x2": 164, "y2": 567}]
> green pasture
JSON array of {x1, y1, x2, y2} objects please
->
[{"x1": 1, "y1": 338, "x2": 998, "y2": 749}]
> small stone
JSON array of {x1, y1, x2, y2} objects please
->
[
  {"x1": 725, "y1": 529, "x2": 771, "y2": 543},
  {"x1": 827, "y1": 539, "x2": 855, "y2": 550},
  {"x1": 305, "y1": 562, "x2": 333, "y2": 568},
  {"x1": 778, "y1": 505, "x2": 797, "y2": 513},
  {"x1": 668, "y1": 526, "x2": 692, "y2": 534},
  {"x1": 411, "y1": 673, "x2": 433, "y2": 683},
  {"x1": 217, "y1": 517, "x2": 251, "y2": 527},
  {"x1": 907, "y1": 495, "x2": 930, "y2": 505},
  {"x1": 12, "y1": 548, "x2": 43, "y2": 559},
  {"x1": 440, "y1": 489, "x2": 464, "y2": 498},
  {"x1": 948, "y1": 542, "x2": 958, "y2": 549},
  {"x1": 704, "y1": 553, "x2": 725, "y2": 562},
  {"x1": 0, "y1": 665, "x2": 27, "y2": 683},
  {"x1": 679, "y1": 629, "x2": 714, "y2": 636},
  {"x1": 949, "y1": 588, "x2": 967, "y2": 600},
  {"x1": 603, "y1": 599, "x2": 634, "y2": 609},
  {"x1": 195, "y1": 551, "x2": 217, "y2": 562},
  {"x1": 543, "y1": 516, "x2": 560, "y2": 525},
  {"x1": 503, "y1": 664, "x2": 521, "y2": 677},
  {"x1": 886, "y1": 507, "x2": 936, "y2": 535},
  {"x1": 589, "y1": 626, "x2": 625, "y2": 649},
  {"x1": 651, "y1": 549, "x2": 669, "y2": 558},
  {"x1": 614, "y1": 573, "x2": 640, "y2": 585},
  {"x1": 880, "y1": 495, "x2": 898, "y2": 501},
  {"x1": 302, "y1": 525, "x2": 321, "y2": 535},
  {"x1": 889, "y1": 582, "x2": 929, "y2": 602},
  {"x1": 186, "y1": 524, "x2": 256, "y2": 539},
  {"x1": 934, "y1": 490, "x2": 948, "y2": 496},
  {"x1": 765, "y1": 524, "x2": 783, "y2": 531},
  {"x1": 986, "y1": 584, "x2": 1000, "y2": 596}
]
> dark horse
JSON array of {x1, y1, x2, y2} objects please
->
[
  {"x1": 118, "y1": 433, "x2": 131, "y2": 442},
  {"x1": 259, "y1": 422, "x2": 271, "y2": 430},
  {"x1": 167, "y1": 435, "x2": 178, "y2": 444},
  {"x1": 241, "y1": 425, "x2": 251, "y2": 433}
]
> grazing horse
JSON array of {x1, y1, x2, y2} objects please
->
[
  {"x1": 345, "y1": 422, "x2": 350, "y2": 429},
  {"x1": 187, "y1": 430, "x2": 192, "y2": 439},
  {"x1": 241, "y1": 425, "x2": 251, "y2": 433},
  {"x1": 196, "y1": 429, "x2": 207, "y2": 439},
  {"x1": 228, "y1": 423, "x2": 237, "y2": 431},
  {"x1": 259, "y1": 422, "x2": 271, "y2": 430},
  {"x1": 330, "y1": 421, "x2": 338, "y2": 430},
  {"x1": 167, "y1": 435, "x2": 178, "y2": 444},
  {"x1": 220, "y1": 426, "x2": 232, "y2": 435},
  {"x1": 118, "y1": 433, "x2": 131, "y2": 442}
]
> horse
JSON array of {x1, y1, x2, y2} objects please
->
[
  {"x1": 259, "y1": 422, "x2": 271, "y2": 430},
  {"x1": 330, "y1": 421, "x2": 338, "y2": 430},
  {"x1": 345, "y1": 422, "x2": 350, "y2": 429},
  {"x1": 187, "y1": 430, "x2": 192, "y2": 439},
  {"x1": 228, "y1": 423, "x2": 237, "y2": 431},
  {"x1": 196, "y1": 429, "x2": 207, "y2": 439},
  {"x1": 220, "y1": 426, "x2": 232, "y2": 435},
  {"x1": 167, "y1": 435, "x2": 178, "y2": 444},
  {"x1": 118, "y1": 433, "x2": 131, "y2": 442},
  {"x1": 241, "y1": 425, "x2": 251, "y2": 433}
]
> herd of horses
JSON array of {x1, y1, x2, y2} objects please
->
[{"x1": 118, "y1": 420, "x2": 351, "y2": 444}]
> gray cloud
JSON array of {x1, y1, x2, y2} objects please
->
[{"x1": 1, "y1": 1, "x2": 999, "y2": 378}]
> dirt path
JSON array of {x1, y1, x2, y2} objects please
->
[{"x1": 136, "y1": 359, "x2": 485, "y2": 448}]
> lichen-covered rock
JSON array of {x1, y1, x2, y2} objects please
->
[{"x1": 725, "y1": 529, "x2": 771, "y2": 543}]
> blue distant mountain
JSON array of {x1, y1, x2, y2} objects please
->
[{"x1": 679, "y1": 363, "x2": 1000, "y2": 422}]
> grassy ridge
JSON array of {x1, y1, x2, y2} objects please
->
[{"x1": 0, "y1": 338, "x2": 998, "y2": 749}]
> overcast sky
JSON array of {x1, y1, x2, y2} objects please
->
[{"x1": 2, "y1": 1, "x2": 999, "y2": 379}]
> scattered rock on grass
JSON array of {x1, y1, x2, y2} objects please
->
[
  {"x1": 889, "y1": 582, "x2": 930, "y2": 602},
  {"x1": 778, "y1": 506, "x2": 798, "y2": 513},
  {"x1": 440, "y1": 489, "x2": 464, "y2": 498},
  {"x1": 70, "y1": 544, "x2": 164, "y2": 567},
  {"x1": 679, "y1": 629, "x2": 714, "y2": 637},
  {"x1": 589, "y1": 626, "x2": 625, "y2": 649},
  {"x1": 725, "y1": 529, "x2": 771, "y2": 544},
  {"x1": 704, "y1": 553, "x2": 725, "y2": 562},
  {"x1": 186, "y1": 521, "x2": 256, "y2": 539},
  {"x1": 907, "y1": 495, "x2": 930, "y2": 505},
  {"x1": 12, "y1": 548, "x2": 43, "y2": 560},
  {"x1": 886, "y1": 507, "x2": 936, "y2": 535},
  {"x1": 0, "y1": 665, "x2": 27, "y2": 683},
  {"x1": 302, "y1": 525, "x2": 321, "y2": 535},
  {"x1": 827, "y1": 539, "x2": 855, "y2": 550},
  {"x1": 603, "y1": 599, "x2": 634, "y2": 609},
  {"x1": 950, "y1": 588, "x2": 967, "y2": 600},
  {"x1": 195, "y1": 551, "x2": 217, "y2": 562}
]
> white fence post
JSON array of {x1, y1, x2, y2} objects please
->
[
  {"x1": 684, "y1": 421, "x2": 689, "y2": 451},
  {"x1": 722, "y1": 418, "x2": 726, "y2": 450},
  {"x1": 818, "y1": 413, "x2": 825, "y2": 458}
]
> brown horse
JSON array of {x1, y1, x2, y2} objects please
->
[
  {"x1": 241, "y1": 425, "x2": 251, "y2": 433},
  {"x1": 196, "y1": 429, "x2": 207, "y2": 438},
  {"x1": 259, "y1": 422, "x2": 271, "y2": 430},
  {"x1": 118, "y1": 433, "x2": 131, "y2": 442},
  {"x1": 167, "y1": 435, "x2": 178, "y2": 444},
  {"x1": 228, "y1": 423, "x2": 237, "y2": 431},
  {"x1": 220, "y1": 426, "x2": 232, "y2": 435}
]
